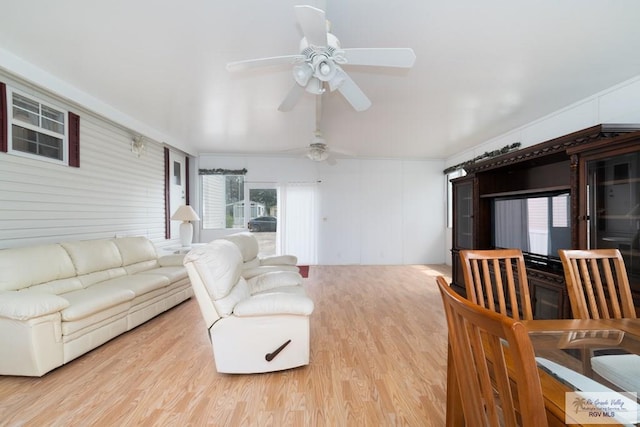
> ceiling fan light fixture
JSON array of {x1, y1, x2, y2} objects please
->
[
  {"x1": 293, "y1": 63, "x2": 314, "y2": 86},
  {"x1": 328, "y1": 68, "x2": 346, "y2": 91},
  {"x1": 312, "y1": 56, "x2": 337, "y2": 82},
  {"x1": 305, "y1": 77, "x2": 325, "y2": 94},
  {"x1": 307, "y1": 143, "x2": 330, "y2": 162}
]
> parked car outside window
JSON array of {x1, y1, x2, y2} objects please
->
[{"x1": 247, "y1": 216, "x2": 277, "y2": 232}]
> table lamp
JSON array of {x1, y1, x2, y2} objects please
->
[{"x1": 171, "y1": 205, "x2": 200, "y2": 247}]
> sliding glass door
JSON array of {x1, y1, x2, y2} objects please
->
[{"x1": 243, "y1": 182, "x2": 318, "y2": 264}]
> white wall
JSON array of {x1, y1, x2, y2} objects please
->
[
  {"x1": 443, "y1": 74, "x2": 640, "y2": 265},
  {"x1": 0, "y1": 71, "x2": 183, "y2": 249},
  {"x1": 198, "y1": 154, "x2": 446, "y2": 265},
  {"x1": 446, "y1": 75, "x2": 640, "y2": 169}
]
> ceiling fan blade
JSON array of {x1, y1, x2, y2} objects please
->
[
  {"x1": 278, "y1": 84, "x2": 305, "y2": 112},
  {"x1": 337, "y1": 73, "x2": 371, "y2": 112},
  {"x1": 294, "y1": 5, "x2": 328, "y2": 47},
  {"x1": 342, "y1": 48, "x2": 416, "y2": 68},
  {"x1": 226, "y1": 55, "x2": 304, "y2": 72}
]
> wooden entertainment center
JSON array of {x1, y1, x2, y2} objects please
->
[{"x1": 450, "y1": 124, "x2": 640, "y2": 319}]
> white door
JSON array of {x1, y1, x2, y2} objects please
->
[{"x1": 169, "y1": 151, "x2": 187, "y2": 240}]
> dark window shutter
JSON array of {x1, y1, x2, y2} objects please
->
[
  {"x1": 0, "y1": 82, "x2": 7, "y2": 153},
  {"x1": 185, "y1": 156, "x2": 190, "y2": 205},
  {"x1": 68, "y1": 111, "x2": 80, "y2": 167},
  {"x1": 164, "y1": 147, "x2": 171, "y2": 239}
]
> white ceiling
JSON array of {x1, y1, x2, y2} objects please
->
[{"x1": 1, "y1": 1, "x2": 640, "y2": 160}]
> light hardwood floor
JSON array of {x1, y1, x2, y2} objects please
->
[{"x1": 0, "y1": 265, "x2": 451, "y2": 426}]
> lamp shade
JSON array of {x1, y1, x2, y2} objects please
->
[
  {"x1": 293, "y1": 63, "x2": 314, "y2": 86},
  {"x1": 171, "y1": 205, "x2": 200, "y2": 222}
]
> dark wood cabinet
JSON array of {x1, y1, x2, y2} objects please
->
[
  {"x1": 453, "y1": 178, "x2": 474, "y2": 249},
  {"x1": 568, "y1": 132, "x2": 640, "y2": 309},
  {"x1": 528, "y1": 269, "x2": 569, "y2": 319},
  {"x1": 451, "y1": 124, "x2": 640, "y2": 319}
]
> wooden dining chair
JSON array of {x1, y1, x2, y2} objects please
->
[
  {"x1": 558, "y1": 248, "x2": 640, "y2": 393},
  {"x1": 558, "y1": 249, "x2": 636, "y2": 319},
  {"x1": 436, "y1": 276, "x2": 548, "y2": 427},
  {"x1": 459, "y1": 249, "x2": 534, "y2": 321}
]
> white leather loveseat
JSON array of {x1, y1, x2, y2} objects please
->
[
  {"x1": 184, "y1": 239, "x2": 314, "y2": 373},
  {"x1": 0, "y1": 236, "x2": 192, "y2": 376},
  {"x1": 220, "y1": 232, "x2": 300, "y2": 279}
]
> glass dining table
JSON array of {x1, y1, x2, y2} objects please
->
[
  {"x1": 524, "y1": 318, "x2": 640, "y2": 426},
  {"x1": 446, "y1": 318, "x2": 640, "y2": 426}
]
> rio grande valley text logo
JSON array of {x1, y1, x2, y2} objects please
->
[{"x1": 566, "y1": 392, "x2": 638, "y2": 425}]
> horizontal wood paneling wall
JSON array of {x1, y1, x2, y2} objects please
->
[{"x1": 0, "y1": 79, "x2": 172, "y2": 249}]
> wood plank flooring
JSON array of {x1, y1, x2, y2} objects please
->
[{"x1": 0, "y1": 265, "x2": 452, "y2": 426}]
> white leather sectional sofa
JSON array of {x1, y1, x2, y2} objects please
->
[
  {"x1": 0, "y1": 236, "x2": 192, "y2": 376},
  {"x1": 220, "y1": 232, "x2": 300, "y2": 279}
]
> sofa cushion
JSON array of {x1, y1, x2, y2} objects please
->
[
  {"x1": 75, "y1": 268, "x2": 128, "y2": 288},
  {"x1": 0, "y1": 291, "x2": 70, "y2": 320},
  {"x1": 22, "y1": 277, "x2": 83, "y2": 295},
  {"x1": 244, "y1": 258, "x2": 260, "y2": 269},
  {"x1": 137, "y1": 266, "x2": 188, "y2": 283},
  {"x1": 123, "y1": 260, "x2": 160, "y2": 275},
  {"x1": 61, "y1": 239, "x2": 123, "y2": 275},
  {"x1": 112, "y1": 236, "x2": 158, "y2": 266},
  {"x1": 214, "y1": 278, "x2": 251, "y2": 316},
  {"x1": 60, "y1": 287, "x2": 135, "y2": 321},
  {"x1": 219, "y1": 232, "x2": 259, "y2": 262},
  {"x1": 247, "y1": 271, "x2": 303, "y2": 294},
  {"x1": 234, "y1": 292, "x2": 314, "y2": 317},
  {"x1": 260, "y1": 254, "x2": 298, "y2": 266},
  {"x1": 93, "y1": 274, "x2": 169, "y2": 297},
  {"x1": 158, "y1": 254, "x2": 186, "y2": 267},
  {"x1": 0, "y1": 244, "x2": 76, "y2": 291},
  {"x1": 183, "y1": 241, "x2": 244, "y2": 300}
]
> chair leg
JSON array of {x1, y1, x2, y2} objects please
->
[{"x1": 580, "y1": 349, "x2": 594, "y2": 377}]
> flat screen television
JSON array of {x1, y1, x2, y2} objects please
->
[{"x1": 492, "y1": 191, "x2": 571, "y2": 269}]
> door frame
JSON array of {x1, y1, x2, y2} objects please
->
[{"x1": 165, "y1": 148, "x2": 189, "y2": 240}]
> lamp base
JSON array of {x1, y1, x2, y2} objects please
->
[{"x1": 179, "y1": 221, "x2": 194, "y2": 247}]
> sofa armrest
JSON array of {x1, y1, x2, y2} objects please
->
[
  {"x1": 159, "y1": 254, "x2": 186, "y2": 267},
  {"x1": 0, "y1": 291, "x2": 69, "y2": 320},
  {"x1": 247, "y1": 271, "x2": 303, "y2": 294},
  {"x1": 233, "y1": 293, "x2": 314, "y2": 317},
  {"x1": 260, "y1": 255, "x2": 297, "y2": 266}
]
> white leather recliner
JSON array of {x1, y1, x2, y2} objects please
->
[
  {"x1": 219, "y1": 232, "x2": 300, "y2": 279},
  {"x1": 183, "y1": 240, "x2": 314, "y2": 374}
]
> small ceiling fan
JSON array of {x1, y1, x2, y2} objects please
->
[
  {"x1": 306, "y1": 129, "x2": 332, "y2": 163},
  {"x1": 283, "y1": 96, "x2": 345, "y2": 164},
  {"x1": 226, "y1": 5, "x2": 416, "y2": 112}
]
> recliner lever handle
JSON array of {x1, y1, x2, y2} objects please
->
[{"x1": 265, "y1": 339, "x2": 292, "y2": 362}]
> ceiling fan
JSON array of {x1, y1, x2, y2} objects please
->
[
  {"x1": 306, "y1": 129, "x2": 332, "y2": 163},
  {"x1": 283, "y1": 96, "x2": 345, "y2": 164},
  {"x1": 226, "y1": 5, "x2": 416, "y2": 112}
]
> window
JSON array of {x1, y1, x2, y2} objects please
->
[
  {"x1": 173, "y1": 161, "x2": 181, "y2": 185},
  {"x1": 201, "y1": 174, "x2": 245, "y2": 229},
  {"x1": 7, "y1": 88, "x2": 68, "y2": 163}
]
